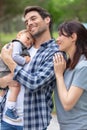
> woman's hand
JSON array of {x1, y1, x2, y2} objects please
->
[{"x1": 53, "y1": 53, "x2": 66, "y2": 78}]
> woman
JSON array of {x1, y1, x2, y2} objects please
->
[{"x1": 53, "y1": 20, "x2": 87, "y2": 130}]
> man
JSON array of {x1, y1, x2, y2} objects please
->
[{"x1": 1, "y1": 6, "x2": 59, "y2": 130}]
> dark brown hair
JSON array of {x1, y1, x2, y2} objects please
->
[{"x1": 58, "y1": 20, "x2": 87, "y2": 69}]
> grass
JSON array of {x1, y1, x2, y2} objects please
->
[
  {"x1": 0, "y1": 32, "x2": 17, "y2": 46},
  {"x1": 0, "y1": 32, "x2": 17, "y2": 52},
  {"x1": 52, "y1": 92, "x2": 56, "y2": 114}
]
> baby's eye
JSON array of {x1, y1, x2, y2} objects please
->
[{"x1": 27, "y1": 37, "x2": 30, "y2": 40}]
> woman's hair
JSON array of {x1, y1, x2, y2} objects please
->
[
  {"x1": 23, "y1": 6, "x2": 53, "y2": 35},
  {"x1": 58, "y1": 20, "x2": 87, "y2": 69}
]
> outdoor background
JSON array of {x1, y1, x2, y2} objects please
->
[{"x1": 0, "y1": 0, "x2": 87, "y2": 113}]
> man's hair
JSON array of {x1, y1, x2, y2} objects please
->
[{"x1": 24, "y1": 6, "x2": 53, "y2": 35}]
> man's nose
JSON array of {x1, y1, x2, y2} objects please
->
[{"x1": 27, "y1": 19, "x2": 33, "y2": 26}]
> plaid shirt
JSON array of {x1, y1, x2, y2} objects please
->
[{"x1": 13, "y1": 39, "x2": 59, "y2": 130}]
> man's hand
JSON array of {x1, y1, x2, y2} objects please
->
[
  {"x1": 0, "y1": 73, "x2": 19, "y2": 88},
  {"x1": 1, "y1": 43, "x2": 17, "y2": 73}
]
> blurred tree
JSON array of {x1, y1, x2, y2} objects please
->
[
  {"x1": 0, "y1": 0, "x2": 87, "y2": 29},
  {"x1": 0, "y1": 0, "x2": 50, "y2": 17},
  {"x1": 59, "y1": 0, "x2": 87, "y2": 22}
]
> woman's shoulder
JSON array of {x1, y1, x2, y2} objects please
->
[{"x1": 75, "y1": 55, "x2": 87, "y2": 69}]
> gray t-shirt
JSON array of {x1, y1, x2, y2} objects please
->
[{"x1": 54, "y1": 55, "x2": 87, "y2": 130}]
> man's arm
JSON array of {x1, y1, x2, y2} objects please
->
[
  {"x1": 1, "y1": 42, "x2": 57, "y2": 92},
  {"x1": 1, "y1": 44, "x2": 17, "y2": 73},
  {"x1": 13, "y1": 52, "x2": 55, "y2": 92}
]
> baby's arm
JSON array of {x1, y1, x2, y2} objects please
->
[
  {"x1": 24, "y1": 56, "x2": 31, "y2": 63},
  {"x1": 12, "y1": 41, "x2": 30, "y2": 65}
]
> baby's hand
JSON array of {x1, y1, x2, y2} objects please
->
[{"x1": 25, "y1": 56, "x2": 31, "y2": 63}]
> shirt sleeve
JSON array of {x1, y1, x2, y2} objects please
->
[
  {"x1": 71, "y1": 67, "x2": 87, "y2": 91},
  {"x1": 12, "y1": 42, "x2": 26, "y2": 65},
  {"x1": 13, "y1": 53, "x2": 55, "y2": 92}
]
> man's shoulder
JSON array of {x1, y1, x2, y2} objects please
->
[{"x1": 49, "y1": 39, "x2": 59, "y2": 51}]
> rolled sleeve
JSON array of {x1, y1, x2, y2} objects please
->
[
  {"x1": 72, "y1": 67, "x2": 87, "y2": 91},
  {"x1": 13, "y1": 54, "x2": 55, "y2": 92}
]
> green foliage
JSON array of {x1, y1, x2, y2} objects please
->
[
  {"x1": 1, "y1": 0, "x2": 87, "y2": 24},
  {"x1": 3, "y1": 0, "x2": 52, "y2": 17},
  {"x1": 52, "y1": 92, "x2": 56, "y2": 114}
]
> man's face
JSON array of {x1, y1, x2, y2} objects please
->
[{"x1": 24, "y1": 11, "x2": 50, "y2": 38}]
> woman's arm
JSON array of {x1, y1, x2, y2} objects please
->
[
  {"x1": 53, "y1": 53, "x2": 83, "y2": 111},
  {"x1": 56, "y1": 75, "x2": 83, "y2": 111}
]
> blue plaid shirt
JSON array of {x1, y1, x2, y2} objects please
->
[{"x1": 13, "y1": 39, "x2": 59, "y2": 130}]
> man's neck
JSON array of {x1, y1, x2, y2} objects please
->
[{"x1": 34, "y1": 32, "x2": 52, "y2": 48}]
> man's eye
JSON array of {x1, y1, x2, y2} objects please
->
[
  {"x1": 31, "y1": 17, "x2": 37, "y2": 21},
  {"x1": 32, "y1": 18, "x2": 35, "y2": 20}
]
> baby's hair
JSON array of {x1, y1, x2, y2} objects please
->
[
  {"x1": 16, "y1": 29, "x2": 28, "y2": 39},
  {"x1": 17, "y1": 29, "x2": 29, "y2": 35},
  {"x1": 17, "y1": 29, "x2": 35, "y2": 43}
]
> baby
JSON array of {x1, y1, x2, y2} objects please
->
[{"x1": 0, "y1": 29, "x2": 34, "y2": 122}]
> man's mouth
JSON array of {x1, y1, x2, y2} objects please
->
[{"x1": 29, "y1": 26, "x2": 36, "y2": 32}]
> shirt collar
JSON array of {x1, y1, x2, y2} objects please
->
[{"x1": 40, "y1": 39, "x2": 55, "y2": 48}]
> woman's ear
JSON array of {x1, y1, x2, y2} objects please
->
[{"x1": 71, "y1": 33, "x2": 77, "y2": 42}]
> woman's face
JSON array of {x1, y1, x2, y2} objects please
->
[{"x1": 56, "y1": 31, "x2": 76, "y2": 54}]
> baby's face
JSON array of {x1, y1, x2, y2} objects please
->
[{"x1": 20, "y1": 32, "x2": 33, "y2": 48}]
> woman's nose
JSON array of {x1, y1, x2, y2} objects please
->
[{"x1": 56, "y1": 37, "x2": 59, "y2": 44}]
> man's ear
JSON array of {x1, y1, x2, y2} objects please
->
[{"x1": 44, "y1": 16, "x2": 50, "y2": 24}]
